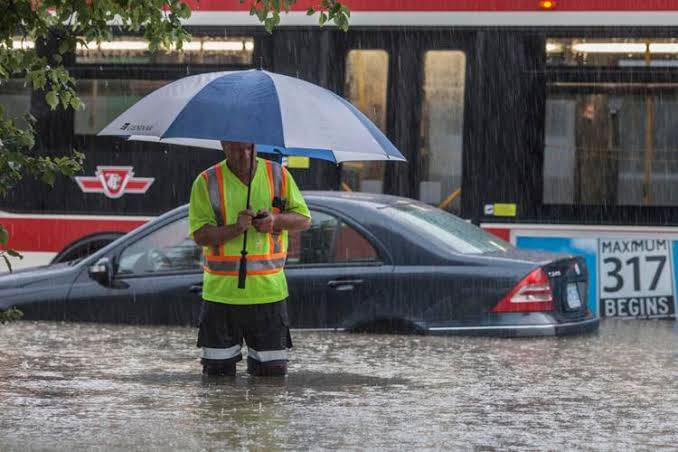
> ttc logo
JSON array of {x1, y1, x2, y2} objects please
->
[{"x1": 75, "y1": 166, "x2": 155, "y2": 199}]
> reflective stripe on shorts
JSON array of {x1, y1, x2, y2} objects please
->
[
  {"x1": 201, "y1": 344, "x2": 241, "y2": 360},
  {"x1": 248, "y1": 348, "x2": 288, "y2": 362}
]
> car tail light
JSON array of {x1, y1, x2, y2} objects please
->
[{"x1": 490, "y1": 268, "x2": 554, "y2": 313}]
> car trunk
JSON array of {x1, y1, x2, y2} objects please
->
[
  {"x1": 542, "y1": 256, "x2": 590, "y2": 320},
  {"x1": 482, "y1": 249, "x2": 590, "y2": 318}
]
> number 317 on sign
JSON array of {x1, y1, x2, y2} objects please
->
[{"x1": 598, "y1": 238, "x2": 675, "y2": 319}]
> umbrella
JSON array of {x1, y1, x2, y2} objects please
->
[{"x1": 99, "y1": 69, "x2": 405, "y2": 287}]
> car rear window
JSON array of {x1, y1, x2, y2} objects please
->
[{"x1": 384, "y1": 201, "x2": 513, "y2": 254}]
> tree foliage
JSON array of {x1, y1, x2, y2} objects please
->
[
  {"x1": 0, "y1": 0, "x2": 193, "y2": 272},
  {"x1": 0, "y1": 0, "x2": 350, "y2": 274},
  {"x1": 0, "y1": 307, "x2": 22, "y2": 324},
  {"x1": 245, "y1": 0, "x2": 350, "y2": 32}
]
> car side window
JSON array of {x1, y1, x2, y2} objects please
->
[
  {"x1": 116, "y1": 216, "x2": 202, "y2": 275},
  {"x1": 333, "y1": 222, "x2": 378, "y2": 263},
  {"x1": 287, "y1": 210, "x2": 379, "y2": 265}
]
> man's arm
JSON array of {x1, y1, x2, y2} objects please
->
[
  {"x1": 252, "y1": 211, "x2": 310, "y2": 234},
  {"x1": 274, "y1": 212, "x2": 311, "y2": 232},
  {"x1": 193, "y1": 209, "x2": 255, "y2": 247}
]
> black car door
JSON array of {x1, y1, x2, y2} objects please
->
[
  {"x1": 285, "y1": 208, "x2": 394, "y2": 330},
  {"x1": 67, "y1": 215, "x2": 203, "y2": 325}
]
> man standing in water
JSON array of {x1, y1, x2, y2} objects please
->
[{"x1": 189, "y1": 141, "x2": 311, "y2": 377}]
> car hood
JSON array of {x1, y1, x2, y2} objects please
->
[{"x1": 0, "y1": 262, "x2": 74, "y2": 290}]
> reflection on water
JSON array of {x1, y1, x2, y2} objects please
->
[{"x1": 1, "y1": 320, "x2": 676, "y2": 449}]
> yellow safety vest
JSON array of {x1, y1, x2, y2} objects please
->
[{"x1": 200, "y1": 159, "x2": 288, "y2": 277}]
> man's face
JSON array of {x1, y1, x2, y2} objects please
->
[{"x1": 222, "y1": 141, "x2": 254, "y2": 165}]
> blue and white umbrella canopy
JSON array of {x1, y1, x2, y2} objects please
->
[{"x1": 98, "y1": 69, "x2": 405, "y2": 164}]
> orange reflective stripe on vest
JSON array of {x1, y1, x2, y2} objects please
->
[
  {"x1": 202, "y1": 164, "x2": 227, "y2": 256},
  {"x1": 264, "y1": 160, "x2": 287, "y2": 254},
  {"x1": 204, "y1": 253, "x2": 288, "y2": 276},
  {"x1": 203, "y1": 160, "x2": 288, "y2": 276}
]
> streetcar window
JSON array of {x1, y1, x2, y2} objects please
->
[
  {"x1": 543, "y1": 88, "x2": 678, "y2": 206},
  {"x1": 547, "y1": 38, "x2": 678, "y2": 67},
  {"x1": 342, "y1": 49, "x2": 389, "y2": 193},
  {"x1": 74, "y1": 79, "x2": 169, "y2": 135},
  {"x1": 76, "y1": 36, "x2": 254, "y2": 65},
  {"x1": 0, "y1": 79, "x2": 31, "y2": 126},
  {"x1": 419, "y1": 50, "x2": 466, "y2": 214}
]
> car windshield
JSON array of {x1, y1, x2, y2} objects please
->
[{"x1": 383, "y1": 201, "x2": 513, "y2": 254}]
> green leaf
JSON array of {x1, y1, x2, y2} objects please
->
[
  {"x1": 58, "y1": 40, "x2": 70, "y2": 54},
  {"x1": 41, "y1": 169, "x2": 56, "y2": 186},
  {"x1": 177, "y1": 2, "x2": 192, "y2": 19},
  {"x1": 18, "y1": 132, "x2": 34, "y2": 148},
  {"x1": 70, "y1": 96, "x2": 83, "y2": 110},
  {"x1": 0, "y1": 226, "x2": 8, "y2": 244},
  {"x1": 45, "y1": 91, "x2": 58, "y2": 110},
  {"x1": 319, "y1": 12, "x2": 328, "y2": 25},
  {"x1": 306, "y1": 7, "x2": 315, "y2": 15},
  {"x1": 0, "y1": 307, "x2": 23, "y2": 322}
]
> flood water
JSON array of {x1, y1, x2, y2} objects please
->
[{"x1": 1, "y1": 319, "x2": 676, "y2": 450}]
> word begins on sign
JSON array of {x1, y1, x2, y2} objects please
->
[
  {"x1": 598, "y1": 238, "x2": 676, "y2": 319},
  {"x1": 601, "y1": 297, "x2": 674, "y2": 318}
]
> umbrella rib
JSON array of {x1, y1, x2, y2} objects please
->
[{"x1": 261, "y1": 70, "x2": 287, "y2": 152}]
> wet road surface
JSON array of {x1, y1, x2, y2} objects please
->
[{"x1": 1, "y1": 319, "x2": 676, "y2": 450}]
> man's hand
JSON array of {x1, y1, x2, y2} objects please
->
[
  {"x1": 237, "y1": 209, "x2": 255, "y2": 232},
  {"x1": 252, "y1": 209, "x2": 277, "y2": 234}
]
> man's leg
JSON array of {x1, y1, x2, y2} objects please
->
[
  {"x1": 244, "y1": 300, "x2": 292, "y2": 377},
  {"x1": 197, "y1": 300, "x2": 242, "y2": 376}
]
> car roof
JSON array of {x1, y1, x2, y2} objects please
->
[
  {"x1": 302, "y1": 191, "x2": 407, "y2": 208},
  {"x1": 174, "y1": 191, "x2": 413, "y2": 216}
]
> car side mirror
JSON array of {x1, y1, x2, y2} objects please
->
[{"x1": 89, "y1": 257, "x2": 114, "y2": 286}]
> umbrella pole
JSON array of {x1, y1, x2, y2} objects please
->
[{"x1": 237, "y1": 150, "x2": 256, "y2": 289}]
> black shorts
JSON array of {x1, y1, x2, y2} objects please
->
[{"x1": 197, "y1": 299, "x2": 292, "y2": 364}]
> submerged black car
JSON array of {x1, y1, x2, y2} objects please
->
[{"x1": 0, "y1": 192, "x2": 598, "y2": 336}]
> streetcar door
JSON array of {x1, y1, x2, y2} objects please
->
[{"x1": 340, "y1": 31, "x2": 470, "y2": 216}]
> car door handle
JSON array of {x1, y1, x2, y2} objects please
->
[
  {"x1": 188, "y1": 284, "x2": 203, "y2": 294},
  {"x1": 327, "y1": 279, "x2": 364, "y2": 291}
]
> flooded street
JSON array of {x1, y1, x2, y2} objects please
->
[{"x1": 1, "y1": 320, "x2": 676, "y2": 450}]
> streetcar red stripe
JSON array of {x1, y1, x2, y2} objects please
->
[
  {"x1": 183, "y1": 0, "x2": 678, "y2": 12},
  {"x1": 0, "y1": 217, "x2": 148, "y2": 252},
  {"x1": 483, "y1": 227, "x2": 511, "y2": 242}
]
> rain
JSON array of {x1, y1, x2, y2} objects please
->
[{"x1": 1, "y1": 1, "x2": 678, "y2": 450}]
